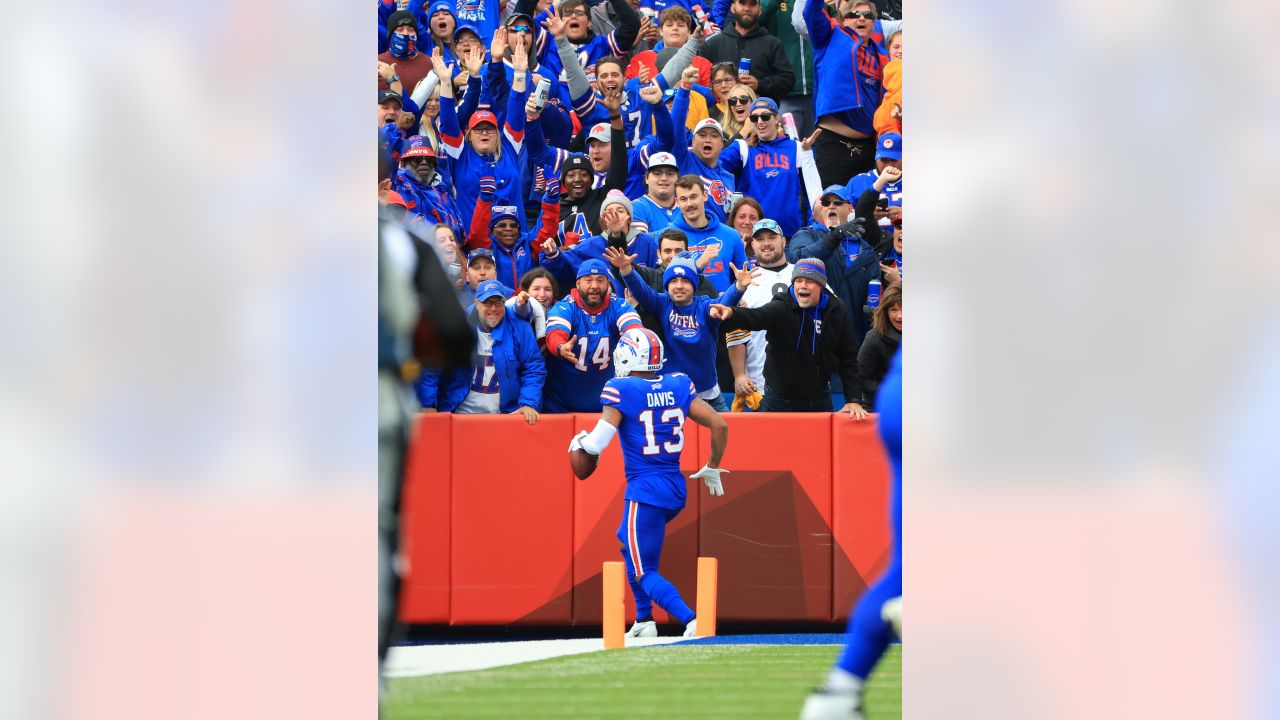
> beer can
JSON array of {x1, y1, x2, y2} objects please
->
[
  {"x1": 533, "y1": 77, "x2": 552, "y2": 111},
  {"x1": 867, "y1": 279, "x2": 881, "y2": 310},
  {"x1": 738, "y1": 57, "x2": 752, "y2": 75}
]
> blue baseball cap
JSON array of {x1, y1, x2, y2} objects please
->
[
  {"x1": 454, "y1": 23, "x2": 482, "y2": 43},
  {"x1": 749, "y1": 98, "x2": 779, "y2": 114},
  {"x1": 577, "y1": 258, "x2": 610, "y2": 279},
  {"x1": 474, "y1": 279, "x2": 507, "y2": 302},
  {"x1": 819, "y1": 184, "x2": 853, "y2": 203},
  {"x1": 466, "y1": 247, "x2": 496, "y2": 265},
  {"x1": 876, "y1": 132, "x2": 902, "y2": 160},
  {"x1": 751, "y1": 218, "x2": 783, "y2": 237}
]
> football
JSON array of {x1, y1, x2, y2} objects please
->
[{"x1": 569, "y1": 448, "x2": 599, "y2": 480}]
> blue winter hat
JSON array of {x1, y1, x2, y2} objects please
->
[
  {"x1": 876, "y1": 132, "x2": 902, "y2": 160},
  {"x1": 662, "y1": 258, "x2": 699, "y2": 289},
  {"x1": 792, "y1": 257, "x2": 827, "y2": 286},
  {"x1": 474, "y1": 279, "x2": 506, "y2": 302},
  {"x1": 427, "y1": 0, "x2": 455, "y2": 18},
  {"x1": 489, "y1": 205, "x2": 520, "y2": 228},
  {"x1": 577, "y1": 258, "x2": 611, "y2": 279}
]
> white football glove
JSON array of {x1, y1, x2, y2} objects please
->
[
  {"x1": 690, "y1": 465, "x2": 727, "y2": 496},
  {"x1": 568, "y1": 430, "x2": 590, "y2": 454}
]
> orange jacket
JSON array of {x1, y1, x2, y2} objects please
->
[{"x1": 874, "y1": 59, "x2": 902, "y2": 137}]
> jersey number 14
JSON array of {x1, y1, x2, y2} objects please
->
[{"x1": 638, "y1": 408, "x2": 685, "y2": 456}]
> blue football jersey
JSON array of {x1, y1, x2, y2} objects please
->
[
  {"x1": 544, "y1": 293, "x2": 643, "y2": 412},
  {"x1": 601, "y1": 372, "x2": 697, "y2": 510}
]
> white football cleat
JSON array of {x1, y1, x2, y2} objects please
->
[
  {"x1": 627, "y1": 620, "x2": 657, "y2": 638},
  {"x1": 799, "y1": 688, "x2": 863, "y2": 720},
  {"x1": 881, "y1": 596, "x2": 902, "y2": 637},
  {"x1": 682, "y1": 618, "x2": 698, "y2": 637}
]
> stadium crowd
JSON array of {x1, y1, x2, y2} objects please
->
[{"x1": 377, "y1": 0, "x2": 903, "y2": 419}]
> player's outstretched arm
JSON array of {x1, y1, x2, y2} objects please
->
[{"x1": 687, "y1": 398, "x2": 729, "y2": 496}]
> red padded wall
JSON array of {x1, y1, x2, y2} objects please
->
[
  {"x1": 449, "y1": 414, "x2": 575, "y2": 624},
  {"x1": 698, "y1": 413, "x2": 833, "y2": 622},
  {"x1": 399, "y1": 412, "x2": 451, "y2": 623}
]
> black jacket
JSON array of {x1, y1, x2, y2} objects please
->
[
  {"x1": 720, "y1": 285, "x2": 860, "y2": 404},
  {"x1": 856, "y1": 327, "x2": 900, "y2": 407},
  {"x1": 698, "y1": 22, "x2": 795, "y2": 102}
]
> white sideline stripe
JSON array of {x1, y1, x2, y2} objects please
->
[{"x1": 383, "y1": 636, "x2": 684, "y2": 678}]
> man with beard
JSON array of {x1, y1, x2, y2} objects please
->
[
  {"x1": 607, "y1": 245, "x2": 757, "y2": 412},
  {"x1": 726, "y1": 218, "x2": 794, "y2": 408},
  {"x1": 710, "y1": 258, "x2": 867, "y2": 416},
  {"x1": 697, "y1": 0, "x2": 793, "y2": 102},
  {"x1": 542, "y1": 260, "x2": 644, "y2": 413},
  {"x1": 554, "y1": 14, "x2": 704, "y2": 151},
  {"x1": 631, "y1": 152, "x2": 682, "y2": 235},
  {"x1": 379, "y1": 11, "x2": 435, "y2": 103},
  {"x1": 390, "y1": 136, "x2": 466, "y2": 241},
  {"x1": 787, "y1": 185, "x2": 881, "y2": 357},
  {"x1": 543, "y1": 89, "x2": 627, "y2": 236},
  {"x1": 797, "y1": 0, "x2": 903, "y2": 185}
]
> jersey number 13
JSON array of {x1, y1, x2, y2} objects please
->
[{"x1": 637, "y1": 408, "x2": 685, "y2": 456}]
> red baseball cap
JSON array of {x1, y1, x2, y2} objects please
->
[{"x1": 468, "y1": 110, "x2": 499, "y2": 132}]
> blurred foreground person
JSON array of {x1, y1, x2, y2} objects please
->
[{"x1": 799, "y1": 348, "x2": 901, "y2": 720}]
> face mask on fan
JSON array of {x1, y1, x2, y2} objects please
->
[{"x1": 389, "y1": 32, "x2": 416, "y2": 58}]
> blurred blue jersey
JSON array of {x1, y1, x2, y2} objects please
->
[{"x1": 601, "y1": 372, "x2": 697, "y2": 510}]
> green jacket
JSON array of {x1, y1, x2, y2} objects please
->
[{"x1": 761, "y1": 0, "x2": 814, "y2": 97}]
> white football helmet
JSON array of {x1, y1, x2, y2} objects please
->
[{"x1": 613, "y1": 328, "x2": 665, "y2": 377}]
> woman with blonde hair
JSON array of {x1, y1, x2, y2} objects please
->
[{"x1": 720, "y1": 83, "x2": 757, "y2": 141}]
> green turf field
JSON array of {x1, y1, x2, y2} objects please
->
[{"x1": 384, "y1": 643, "x2": 901, "y2": 719}]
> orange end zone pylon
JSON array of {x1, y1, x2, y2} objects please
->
[
  {"x1": 603, "y1": 561, "x2": 625, "y2": 649},
  {"x1": 696, "y1": 557, "x2": 718, "y2": 637}
]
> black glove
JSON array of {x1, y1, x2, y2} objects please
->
[{"x1": 833, "y1": 217, "x2": 866, "y2": 239}]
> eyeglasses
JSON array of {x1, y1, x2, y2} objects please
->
[
  {"x1": 749, "y1": 113, "x2": 775, "y2": 122},
  {"x1": 509, "y1": 24, "x2": 532, "y2": 32},
  {"x1": 471, "y1": 125, "x2": 497, "y2": 135},
  {"x1": 844, "y1": 9, "x2": 873, "y2": 19},
  {"x1": 713, "y1": 76, "x2": 738, "y2": 86},
  {"x1": 727, "y1": 96, "x2": 752, "y2": 106},
  {"x1": 819, "y1": 197, "x2": 847, "y2": 206},
  {"x1": 563, "y1": 9, "x2": 589, "y2": 17}
]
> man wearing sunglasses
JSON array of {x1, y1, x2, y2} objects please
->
[
  {"x1": 787, "y1": 184, "x2": 883, "y2": 350},
  {"x1": 795, "y1": 0, "x2": 902, "y2": 187},
  {"x1": 717, "y1": 98, "x2": 806, "y2": 236}
]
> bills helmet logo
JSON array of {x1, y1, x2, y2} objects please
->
[{"x1": 707, "y1": 180, "x2": 730, "y2": 209}]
